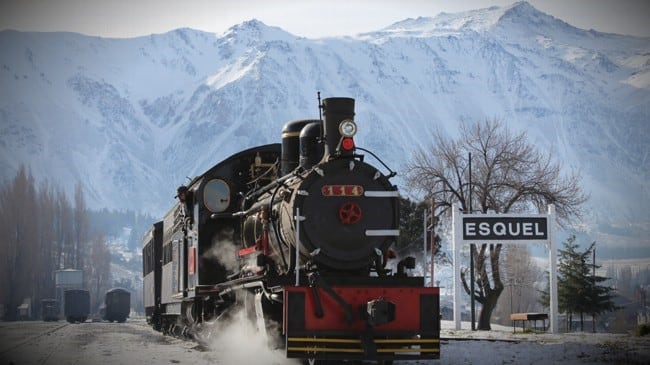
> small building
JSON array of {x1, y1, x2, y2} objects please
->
[
  {"x1": 17, "y1": 298, "x2": 31, "y2": 320},
  {"x1": 55, "y1": 269, "x2": 84, "y2": 317}
]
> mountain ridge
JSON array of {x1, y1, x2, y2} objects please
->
[{"x1": 0, "y1": 2, "x2": 648, "y2": 258}]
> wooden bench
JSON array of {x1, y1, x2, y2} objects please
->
[{"x1": 510, "y1": 313, "x2": 548, "y2": 333}]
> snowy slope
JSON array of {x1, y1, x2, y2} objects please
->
[{"x1": 0, "y1": 2, "x2": 648, "y2": 257}]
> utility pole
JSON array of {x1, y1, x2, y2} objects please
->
[
  {"x1": 593, "y1": 246, "x2": 596, "y2": 333},
  {"x1": 423, "y1": 208, "x2": 428, "y2": 286},
  {"x1": 469, "y1": 152, "x2": 476, "y2": 330},
  {"x1": 430, "y1": 198, "x2": 436, "y2": 286}
]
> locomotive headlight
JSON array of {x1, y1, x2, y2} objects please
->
[{"x1": 339, "y1": 119, "x2": 357, "y2": 137}]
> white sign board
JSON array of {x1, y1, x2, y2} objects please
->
[
  {"x1": 463, "y1": 217, "x2": 548, "y2": 241},
  {"x1": 452, "y1": 206, "x2": 558, "y2": 333}
]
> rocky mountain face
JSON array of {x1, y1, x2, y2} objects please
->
[{"x1": 1, "y1": 2, "x2": 648, "y2": 257}]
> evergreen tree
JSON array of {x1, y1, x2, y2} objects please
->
[
  {"x1": 395, "y1": 197, "x2": 447, "y2": 277},
  {"x1": 583, "y1": 243, "x2": 618, "y2": 332},
  {"x1": 558, "y1": 235, "x2": 589, "y2": 330},
  {"x1": 396, "y1": 197, "x2": 427, "y2": 253},
  {"x1": 540, "y1": 235, "x2": 617, "y2": 331}
]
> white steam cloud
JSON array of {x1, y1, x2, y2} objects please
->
[
  {"x1": 203, "y1": 227, "x2": 241, "y2": 272},
  {"x1": 196, "y1": 307, "x2": 301, "y2": 365}
]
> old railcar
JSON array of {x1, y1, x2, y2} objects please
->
[
  {"x1": 103, "y1": 288, "x2": 130, "y2": 323},
  {"x1": 41, "y1": 299, "x2": 59, "y2": 321},
  {"x1": 64, "y1": 289, "x2": 90, "y2": 323}
]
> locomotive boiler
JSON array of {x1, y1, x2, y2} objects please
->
[
  {"x1": 239, "y1": 97, "x2": 399, "y2": 273},
  {"x1": 142, "y1": 97, "x2": 440, "y2": 364}
]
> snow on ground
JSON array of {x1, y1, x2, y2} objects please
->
[
  {"x1": 437, "y1": 321, "x2": 650, "y2": 365},
  {"x1": 1, "y1": 318, "x2": 648, "y2": 365},
  {"x1": 193, "y1": 312, "x2": 650, "y2": 365}
]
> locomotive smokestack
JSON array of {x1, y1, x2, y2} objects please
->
[{"x1": 321, "y1": 97, "x2": 355, "y2": 159}]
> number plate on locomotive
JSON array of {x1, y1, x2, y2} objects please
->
[{"x1": 321, "y1": 185, "x2": 364, "y2": 196}]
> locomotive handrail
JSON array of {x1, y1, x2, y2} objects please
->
[
  {"x1": 209, "y1": 212, "x2": 235, "y2": 219},
  {"x1": 295, "y1": 208, "x2": 305, "y2": 286},
  {"x1": 355, "y1": 146, "x2": 397, "y2": 178},
  {"x1": 270, "y1": 181, "x2": 289, "y2": 270},
  {"x1": 233, "y1": 193, "x2": 287, "y2": 217},
  {"x1": 242, "y1": 170, "x2": 299, "y2": 203}
]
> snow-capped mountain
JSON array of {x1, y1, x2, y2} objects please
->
[{"x1": 0, "y1": 2, "x2": 648, "y2": 257}]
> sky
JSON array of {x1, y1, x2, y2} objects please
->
[{"x1": 0, "y1": 0, "x2": 649, "y2": 39}]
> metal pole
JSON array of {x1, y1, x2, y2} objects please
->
[
  {"x1": 469, "y1": 152, "x2": 476, "y2": 330},
  {"x1": 423, "y1": 208, "x2": 428, "y2": 286},
  {"x1": 593, "y1": 246, "x2": 596, "y2": 333},
  {"x1": 295, "y1": 208, "x2": 302, "y2": 286},
  {"x1": 468, "y1": 152, "x2": 472, "y2": 211},
  {"x1": 430, "y1": 198, "x2": 435, "y2": 286},
  {"x1": 548, "y1": 204, "x2": 558, "y2": 334},
  {"x1": 452, "y1": 206, "x2": 462, "y2": 330},
  {"x1": 470, "y1": 244, "x2": 476, "y2": 330}
]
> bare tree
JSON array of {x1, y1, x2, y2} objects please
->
[
  {"x1": 86, "y1": 233, "x2": 112, "y2": 312},
  {"x1": 0, "y1": 168, "x2": 103, "y2": 319},
  {"x1": 406, "y1": 118, "x2": 587, "y2": 329},
  {"x1": 494, "y1": 245, "x2": 544, "y2": 325},
  {"x1": 36, "y1": 181, "x2": 57, "y2": 300},
  {"x1": 74, "y1": 183, "x2": 89, "y2": 273},
  {"x1": 55, "y1": 188, "x2": 74, "y2": 269},
  {"x1": 0, "y1": 165, "x2": 39, "y2": 319},
  {"x1": 0, "y1": 174, "x2": 13, "y2": 318}
]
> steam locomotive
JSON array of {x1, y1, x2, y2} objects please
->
[{"x1": 142, "y1": 97, "x2": 440, "y2": 364}]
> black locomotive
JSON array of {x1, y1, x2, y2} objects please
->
[{"x1": 142, "y1": 97, "x2": 440, "y2": 363}]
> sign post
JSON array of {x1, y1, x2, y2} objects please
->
[{"x1": 452, "y1": 205, "x2": 558, "y2": 333}]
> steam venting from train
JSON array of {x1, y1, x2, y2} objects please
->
[
  {"x1": 203, "y1": 228, "x2": 240, "y2": 273},
  {"x1": 196, "y1": 308, "x2": 300, "y2": 365}
]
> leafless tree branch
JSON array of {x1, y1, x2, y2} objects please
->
[{"x1": 405, "y1": 118, "x2": 588, "y2": 329}]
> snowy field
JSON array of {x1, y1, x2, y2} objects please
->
[
  {"x1": 194, "y1": 316, "x2": 650, "y2": 365},
  {"x1": 436, "y1": 321, "x2": 650, "y2": 365},
  {"x1": 1, "y1": 318, "x2": 648, "y2": 365}
]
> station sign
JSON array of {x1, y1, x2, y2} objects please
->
[
  {"x1": 452, "y1": 206, "x2": 558, "y2": 334},
  {"x1": 462, "y1": 216, "x2": 548, "y2": 241}
]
